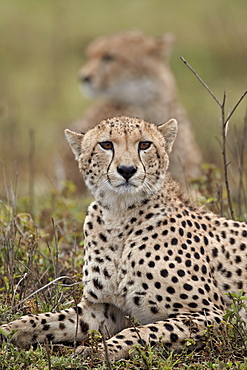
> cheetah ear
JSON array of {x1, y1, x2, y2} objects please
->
[
  {"x1": 152, "y1": 33, "x2": 176, "y2": 59},
  {"x1": 157, "y1": 119, "x2": 178, "y2": 153},
  {"x1": 64, "y1": 129, "x2": 84, "y2": 160}
]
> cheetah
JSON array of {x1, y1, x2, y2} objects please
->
[
  {"x1": 1, "y1": 116, "x2": 247, "y2": 361},
  {"x1": 62, "y1": 30, "x2": 202, "y2": 190}
]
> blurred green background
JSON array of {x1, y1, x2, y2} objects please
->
[{"x1": 0, "y1": 0, "x2": 246, "y2": 196}]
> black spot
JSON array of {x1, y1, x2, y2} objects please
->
[
  {"x1": 103, "y1": 268, "x2": 110, "y2": 278},
  {"x1": 43, "y1": 324, "x2": 50, "y2": 331},
  {"x1": 155, "y1": 282, "x2": 161, "y2": 289},
  {"x1": 238, "y1": 281, "x2": 243, "y2": 289},
  {"x1": 240, "y1": 243, "x2": 246, "y2": 251},
  {"x1": 58, "y1": 314, "x2": 65, "y2": 321},
  {"x1": 46, "y1": 334, "x2": 54, "y2": 341},
  {"x1": 92, "y1": 266, "x2": 100, "y2": 273},
  {"x1": 134, "y1": 296, "x2": 141, "y2": 306},
  {"x1": 145, "y1": 213, "x2": 154, "y2": 219},
  {"x1": 135, "y1": 229, "x2": 143, "y2": 236},
  {"x1": 184, "y1": 283, "x2": 193, "y2": 291},
  {"x1": 139, "y1": 244, "x2": 146, "y2": 250},
  {"x1": 93, "y1": 278, "x2": 103, "y2": 290},
  {"x1": 194, "y1": 236, "x2": 200, "y2": 243},
  {"x1": 235, "y1": 256, "x2": 242, "y2": 263},
  {"x1": 173, "y1": 303, "x2": 183, "y2": 308},
  {"x1": 160, "y1": 269, "x2": 168, "y2": 278},
  {"x1": 95, "y1": 257, "x2": 104, "y2": 263},
  {"x1": 151, "y1": 306, "x2": 159, "y2": 314},
  {"x1": 99, "y1": 233, "x2": 107, "y2": 242},
  {"x1": 156, "y1": 295, "x2": 163, "y2": 302},
  {"x1": 167, "y1": 286, "x2": 175, "y2": 294},
  {"x1": 59, "y1": 323, "x2": 65, "y2": 330},
  {"x1": 180, "y1": 293, "x2": 188, "y2": 299},
  {"x1": 89, "y1": 290, "x2": 98, "y2": 299},
  {"x1": 171, "y1": 238, "x2": 178, "y2": 245},
  {"x1": 179, "y1": 228, "x2": 184, "y2": 236},
  {"x1": 164, "y1": 323, "x2": 174, "y2": 331},
  {"x1": 116, "y1": 334, "x2": 125, "y2": 339},
  {"x1": 177, "y1": 269, "x2": 185, "y2": 277},
  {"x1": 148, "y1": 261, "x2": 155, "y2": 268},
  {"x1": 125, "y1": 340, "x2": 134, "y2": 345},
  {"x1": 185, "y1": 260, "x2": 191, "y2": 267},
  {"x1": 170, "y1": 333, "x2": 178, "y2": 342},
  {"x1": 86, "y1": 222, "x2": 93, "y2": 229},
  {"x1": 142, "y1": 283, "x2": 149, "y2": 290},
  {"x1": 149, "y1": 325, "x2": 159, "y2": 332},
  {"x1": 154, "y1": 244, "x2": 160, "y2": 250},
  {"x1": 236, "y1": 269, "x2": 242, "y2": 276}
]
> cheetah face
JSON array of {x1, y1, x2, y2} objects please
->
[
  {"x1": 65, "y1": 116, "x2": 177, "y2": 210},
  {"x1": 78, "y1": 31, "x2": 175, "y2": 104}
]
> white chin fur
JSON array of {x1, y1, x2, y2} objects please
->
[{"x1": 86, "y1": 178, "x2": 164, "y2": 214}]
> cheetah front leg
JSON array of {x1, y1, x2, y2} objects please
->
[
  {"x1": 0, "y1": 298, "x2": 128, "y2": 349},
  {"x1": 100, "y1": 310, "x2": 223, "y2": 361}
]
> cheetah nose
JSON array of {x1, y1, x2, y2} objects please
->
[
  {"x1": 117, "y1": 165, "x2": 137, "y2": 181},
  {"x1": 81, "y1": 75, "x2": 92, "y2": 84}
]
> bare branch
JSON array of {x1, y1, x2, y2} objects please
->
[
  {"x1": 180, "y1": 57, "x2": 222, "y2": 107},
  {"x1": 225, "y1": 91, "x2": 247, "y2": 125}
]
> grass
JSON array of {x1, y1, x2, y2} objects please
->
[{"x1": 1, "y1": 1, "x2": 247, "y2": 368}]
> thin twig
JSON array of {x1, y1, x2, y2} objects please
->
[
  {"x1": 221, "y1": 91, "x2": 235, "y2": 219},
  {"x1": 29, "y1": 129, "x2": 35, "y2": 217},
  {"x1": 100, "y1": 323, "x2": 113, "y2": 370},
  {"x1": 181, "y1": 56, "x2": 247, "y2": 219},
  {"x1": 225, "y1": 91, "x2": 247, "y2": 125},
  {"x1": 180, "y1": 57, "x2": 222, "y2": 106}
]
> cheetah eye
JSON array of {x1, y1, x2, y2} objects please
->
[
  {"x1": 102, "y1": 53, "x2": 114, "y2": 62},
  {"x1": 99, "y1": 141, "x2": 114, "y2": 150},
  {"x1": 139, "y1": 141, "x2": 152, "y2": 151}
]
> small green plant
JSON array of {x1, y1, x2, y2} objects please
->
[{"x1": 223, "y1": 290, "x2": 247, "y2": 349}]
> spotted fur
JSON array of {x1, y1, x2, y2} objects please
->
[{"x1": 1, "y1": 116, "x2": 247, "y2": 361}]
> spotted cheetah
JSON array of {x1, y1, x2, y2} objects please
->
[
  {"x1": 62, "y1": 30, "x2": 202, "y2": 190},
  {"x1": 1, "y1": 116, "x2": 247, "y2": 361}
]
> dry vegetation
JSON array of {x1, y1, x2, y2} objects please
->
[{"x1": 0, "y1": 1, "x2": 247, "y2": 369}]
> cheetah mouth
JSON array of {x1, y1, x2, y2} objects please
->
[{"x1": 113, "y1": 180, "x2": 139, "y2": 192}]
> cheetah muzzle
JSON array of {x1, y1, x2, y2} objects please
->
[{"x1": 1, "y1": 116, "x2": 247, "y2": 361}]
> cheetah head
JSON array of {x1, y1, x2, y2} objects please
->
[
  {"x1": 65, "y1": 116, "x2": 177, "y2": 210},
  {"x1": 78, "y1": 30, "x2": 175, "y2": 104}
]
